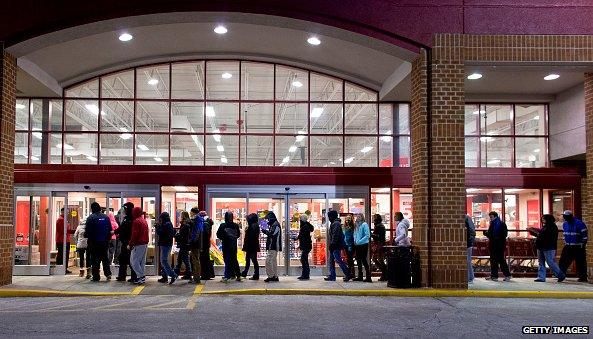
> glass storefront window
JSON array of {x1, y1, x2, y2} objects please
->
[
  {"x1": 515, "y1": 137, "x2": 546, "y2": 168},
  {"x1": 344, "y1": 136, "x2": 377, "y2": 167},
  {"x1": 275, "y1": 103, "x2": 308, "y2": 133},
  {"x1": 345, "y1": 83, "x2": 376, "y2": 101},
  {"x1": 465, "y1": 104, "x2": 479, "y2": 135},
  {"x1": 136, "y1": 64, "x2": 170, "y2": 100},
  {"x1": 65, "y1": 99, "x2": 98, "y2": 131},
  {"x1": 275, "y1": 135, "x2": 308, "y2": 166},
  {"x1": 101, "y1": 70, "x2": 134, "y2": 99},
  {"x1": 466, "y1": 188, "x2": 503, "y2": 229},
  {"x1": 16, "y1": 99, "x2": 29, "y2": 131},
  {"x1": 135, "y1": 134, "x2": 169, "y2": 165},
  {"x1": 310, "y1": 73, "x2": 342, "y2": 101},
  {"x1": 379, "y1": 135, "x2": 392, "y2": 168},
  {"x1": 395, "y1": 136, "x2": 411, "y2": 168},
  {"x1": 379, "y1": 104, "x2": 393, "y2": 135},
  {"x1": 310, "y1": 136, "x2": 342, "y2": 167},
  {"x1": 101, "y1": 100, "x2": 134, "y2": 132},
  {"x1": 206, "y1": 61, "x2": 240, "y2": 100},
  {"x1": 345, "y1": 103, "x2": 377, "y2": 134},
  {"x1": 515, "y1": 104, "x2": 545, "y2": 136},
  {"x1": 65, "y1": 79, "x2": 99, "y2": 98},
  {"x1": 205, "y1": 102, "x2": 239, "y2": 133},
  {"x1": 63, "y1": 133, "x2": 98, "y2": 164},
  {"x1": 14, "y1": 132, "x2": 28, "y2": 164},
  {"x1": 482, "y1": 104, "x2": 513, "y2": 135},
  {"x1": 241, "y1": 135, "x2": 274, "y2": 166},
  {"x1": 242, "y1": 102, "x2": 273, "y2": 134},
  {"x1": 310, "y1": 103, "x2": 343, "y2": 134},
  {"x1": 397, "y1": 103, "x2": 410, "y2": 135},
  {"x1": 100, "y1": 133, "x2": 133, "y2": 165},
  {"x1": 171, "y1": 102, "x2": 204, "y2": 133},
  {"x1": 504, "y1": 188, "x2": 540, "y2": 237},
  {"x1": 276, "y1": 66, "x2": 308, "y2": 101},
  {"x1": 482, "y1": 137, "x2": 513, "y2": 167},
  {"x1": 241, "y1": 62, "x2": 274, "y2": 100},
  {"x1": 136, "y1": 101, "x2": 169, "y2": 132},
  {"x1": 465, "y1": 137, "x2": 479, "y2": 167},
  {"x1": 171, "y1": 62, "x2": 205, "y2": 100},
  {"x1": 205, "y1": 134, "x2": 239, "y2": 166},
  {"x1": 170, "y1": 134, "x2": 204, "y2": 165}
]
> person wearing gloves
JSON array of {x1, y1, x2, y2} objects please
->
[
  {"x1": 73, "y1": 221, "x2": 89, "y2": 278},
  {"x1": 114, "y1": 202, "x2": 136, "y2": 282},
  {"x1": 174, "y1": 211, "x2": 193, "y2": 280},
  {"x1": 353, "y1": 214, "x2": 372, "y2": 282},
  {"x1": 529, "y1": 214, "x2": 565, "y2": 283},
  {"x1": 216, "y1": 211, "x2": 241, "y2": 282},
  {"x1": 241, "y1": 213, "x2": 261, "y2": 280},
  {"x1": 484, "y1": 211, "x2": 511, "y2": 282},
  {"x1": 394, "y1": 212, "x2": 411, "y2": 247},
  {"x1": 156, "y1": 212, "x2": 177, "y2": 284},
  {"x1": 189, "y1": 208, "x2": 205, "y2": 284},
  {"x1": 128, "y1": 207, "x2": 149, "y2": 285},
  {"x1": 465, "y1": 215, "x2": 476, "y2": 283},
  {"x1": 343, "y1": 215, "x2": 356, "y2": 278},
  {"x1": 325, "y1": 210, "x2": 352, "y2": 282},
  {"x1": 84, "y1": 202, "x2": 112, "y2": 281},
  {"x1": 262, "y1": 211, "x2": 282, "y2": 282},
  {"x1": 296, "y1": 214, "x2": 314, "y2": 280},
  {"x1": 559, "y1": 210, "x2": 588, "y2": 282}
]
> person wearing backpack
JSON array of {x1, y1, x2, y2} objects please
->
[
  {"x1": 465, "y1": 215, "x2": 476, "y2": 284},
  {"x1": 156, "y1": 212, "x2": 178, "y2": 284},
  {"x1": 84, "y1": 202, "x2": 112, "y2": 282},
  {"x1": 188, "y1": 208, "x2": 204, "y2": 284},
  {"x1": 216, "y1": 211, "x2": 241, "y2": 282}
]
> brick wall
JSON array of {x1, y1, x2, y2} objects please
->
[
  {"x1": 584, "y1": 73, "x2": 593, "y2": 280},
  {"x1": 0, "y1": 50, "x2": 16, "y2": 286}
]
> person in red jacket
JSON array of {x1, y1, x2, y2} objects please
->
[
  {"x1": 128, "y1": 207, "x2": 149, "y2": 284},
  {"x1": 55, "y1": 208, "x2": 75, "y2": 274}
]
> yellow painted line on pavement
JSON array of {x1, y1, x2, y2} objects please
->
[
  {"x1": 186, "y1": 284, "x2": 205, "y2": 310},
  {"x1": 0, "y1": 289, "x2": 131, "y2": 298},
  {"x1": 193, "y1": 284, "x2": 204, "y2": 295},
  {"x1": 131, "y1": 286, "x2": 145, "y2": 295}
]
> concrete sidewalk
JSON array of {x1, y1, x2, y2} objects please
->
[{"x1": 2, "y1": 275, "x2": 593, "y2": 298}]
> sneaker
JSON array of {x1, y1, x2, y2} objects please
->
[
  {"x1": 86, "y1": 274, "x2": 92, "y2": 280},
  {"x1": 557, "y1": 275, "x2": 566, "y2": 283},
  {"x1": 364, "y1": 278, "x2": 373, "y2": 283},
  {"x1": 485, "y1": 277, "x2": 499, "y2": 281},
  {"x1": 324, "y1": 277, "x2": 336, "y2": 281},
  {"x1": 352, "y1": 277, "x2": 363, "y2": 282},
  {"x1": 264, "y1": 277, "x2": 275, "y2": 282},
  {"x1": 249, "y1": 276, "x2": 259, "y2": 281},
  {"x1": 115, "y1": 276, "x2": 126, "y2": 282},
  {"x1": 134, "y1": 277, "x2": 146, "y2": 285},
  {"x1": 169, "y1": 276, "x2": 177, "y2": 285},
  {"x1": 343, "y1": 277, "x2": 351, "y2": 282},
  {"x1": 105, "y1": 275, "x2": 112, "y2": 281},
  {"x1": 503, "y1": 276, "x2": 512, "y2": 282},
  {"x1": 534, "y1": 279, "x2": 545, "y2": 282},
  {"x1": 220, "y1": 278, "x2": 230, "y2": 283},
  {"x1": 577, "y1": 278, "x2": 588, "y2": 283},
  {"x1": 158, "y1": 277, "x2": 168, "y2": 283}
]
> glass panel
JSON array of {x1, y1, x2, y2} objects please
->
[
  {"x1": 101, "y1": 70, "x2": 134, "y2": 99},
  {"x1": 504, "y1": 188, "x2": 540, "y2": 237},
  {"x1": 241, "y1": 135, "x2": 273, "y2": 166},
  {"x1": 242, "y1": 102, "x2": 273, "y2": 134},
  {"x1": 171, "y1": 102, "x2": 204, "y2": 133},
  {"x1": 171, "y1": 62, "x2": 205, "y2": 100},
  {"x1": 136, "y1": 64, "x2": 170, "y2": 99},
  {"x1": 466, "y1": 188, "x2": 503, "y2": 230},
  {"x1": 51, "y1": 196, "x2": 66, "y2": 267},
  {"x1": 16, "y1": 99, "x2": 28, "y2": 130},
  {"x1": 345, "y1": 103, "x2": 377, "y2": 134},
  {"x1": 65, "y1": 79, "x2": 99, "y2": 98},
  {"x1": 310, "y1": 73, "x2": 342, "y2": 101},
  {"x1": 100, "y1": 133, "x2": 133, "y2": 165},
  {"x1": 32, "y1": 99, "x2": 64, "y2": 131},
  {"x1": 136, "y1": 101, "x2": 169, "y2": 132},
  {"x1": 378, "y1": 135, "x2": 392, "y2": 167},
  {"x1": 205, "y1": 102, "x2": 239, "y2": 133},
  {"x1": 549, "y1": 190, "x2": 573, "y2": 227},
  {"x1": 171, "y1": 134, "x2": 204, "y2": 165},
  {"x1": 241, "y1": 62, "x2": 274, "y2": 100},
  {"x1": 64, "y1": 99, "x2": 98, "y2": 131},
  {"x1": 515, "y1": 137, "x2": 546, "y2": 168},
  {"x1": 397, "y1": 103, "x2": 410, "y2": 134},
  {"x1": 49, "y1": 100, "x2": 63, "y2": 131},
  {"x1": 310, "y1": 103, "x2": 342, "y2": 134},
  {"x1": 344, "y1": 136, "x2": 377, "y2": 167},
  {"x1": 345, "y1": 82, "x2": 376, "y2": 101},
  {"x1": 31, "y1": 133, "x2": 62, "y2": 164},
  {"x1": 101, "y1": 100, "x2": 134, "y2": 132},
  {"x1": 310, "y1": 136, "x2": 342, "y2": 167},
  {"x1": 14, "y1": 132, "x2": 28, "y2": 164},
  {"x1": 63, "y1": 133, "x2": 98, "y2": 164},
  {"x1": 275, "y1": 103, "x2": 307, "y2": 133},
  {"x1": 135, "y1": 134, "x2": 169, "y2": 165},
  {"x1": 465, "y1": 137, "x2": 479, "y2": 167},
  {"x1": 481, "y1": 104, "x2": 513, "y2": 135},
  {"x1": 482, "y1": 137, "x2": 512, "y2": 167},
  {"x1": 205, "y1": 134, "x2": 239, "y2": 166},
  {"x1": 206, "y1": 61, "x2": 239, "y2": 100},
  {"x1": 15, "y1": 196, "x2": 51, "y2": 266},
  {"x1": 515, "y1": 104, "x2": 546, "y2": 136},
  {"x1": 465, "y1": 104, "x2": 480, "y2": 135},
  {"x1": 288, "y1": 198, "x2": 326, "y2": 266},
  {"x1": 275, "y1": 135, "x2": 308, "y2": 166},
  {"x1": 379, "y1": 104, "x2": 393, "y2": 135},
  {"x1": 392, "y1": 189, "x2": 413, "y2": 240},
  {"x1": 276, "y1": 65, "x2": 308, "y2": 101},
  {"x1": 396, "y1": 136, "x2": 411, "y2": 167}
]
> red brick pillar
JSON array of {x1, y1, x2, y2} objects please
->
[
  {"x1": 411, "y1": 35, "x2": 467, "y2": 289},
  {"x1": 584, "y1": 73, "x2": 593, "y2": 281},
  {"x1": 0, "y1": 49, "x2": 16, "y2": 286}
]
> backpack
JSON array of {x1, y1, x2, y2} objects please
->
[{"x1": 224, "y1": 225, "x2": 239, "y2": 240}]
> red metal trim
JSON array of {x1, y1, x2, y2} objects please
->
[
  {"x1": 168, "y1": 62, "x2": 172, "y2": 166},
  {"x1": 132, "y1": 67, "x2": 137, "y2": 165}
]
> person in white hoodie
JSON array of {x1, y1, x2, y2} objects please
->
[
  {"x1": 73, "y1": 222, "x2": 90, "y2": 278},
  {"x1": 394, "y1": 212, "x2": 411, "y2": 247}
]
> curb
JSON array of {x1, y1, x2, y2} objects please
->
[{"x1": 0, "y1": 289, "x2": 133, "y2": 298}]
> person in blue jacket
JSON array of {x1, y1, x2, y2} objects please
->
[
  {"x1": 559, "y1": 210, "x2": 588, "y2": 282},
  {"x1": 484, "y1": 211, "x2": 511, "y2": 282},
  {"x1": 353, "y1": 214, "x2": 372, "y2": 282},
  {"x1": 84, "y1": 202, "x2": 112, "y2": 282}
]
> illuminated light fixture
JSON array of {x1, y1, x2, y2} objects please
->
[
  {"x1": 360, "y1": 146, "x2": 373, "y2": 153},
  {"x1": 147, "y1": 78, "x2": 159, "y2": 86},
  {"x1": 212, "y1": 129, "x2": 221, "y2": 142},
  {"x1": 221, "y1": 72, "x2": 232, "y2": 79},
  {"x1": 16, "y1": 103, "x2": 26, "y2": 109},
  {"x1": 466, "y1": 188, "x2": 481, "y2": 193},
  {"x1": 214, "y1": 25, "x2": 228, "y2": 34},
  {"x1": 32, "y1": 132, "x2": 42, "y2": 140},
  {"x1": 480, "y1": 136, "x2": 495, "y2": 142},
  {"x1": 554, "y1": 198, "x2": 562, "y2": 202},
  {"x1": 119, "y1": 127, "x2": 128, "y2": 132},
  {"x1": 100, "y1": 110, "x2": 106, "y2": 116},
  {"x1": 528, "y1": 155, "x2": 537, "y2": 162},
  {"x1": 282, "y1": 156, "x2": 290, "y2": 163},
  {"x1": 174, "y1": 186, "x2": 187, "y2": 191},
  {"x1": 220, "y1": 156, "x2": 228, "y2": 164},
  {"x1": 119, "y1": 133, "x2": 132, "y2": 140},
  {"x1": 138, "y1": 144, "x2": 149, "y2": 151},
  {"x1": 487, "y1": 159, "x2": 501, "y2": 165},
  {"x1": 217, "y1": 145, "x2": 225, "y2": 152},
  {"x1": 289, "y1": 145, "x2": 297, "y2": 153},
  {"x1": 206, "y1": 106, "x2": 216, "y2": 117},
  {"x1": 380, "y1": 136, "x2": 391, "y2": 142},
  {"x1": 295, "y1": 130, "x2": 307, "y2": 142},
  {"x1": 118, "y1": 33, "x2": 133, "y2": 42},
  {"x1": 154, "y1": 157, "x2": 163, "y2": 162},
  {"x1": 292, "y1": 80, "x2": 303, "y2": 88},
  {"x1": 307, "y1": 36, "x2": 321, "y2": 45},
  {"x1": 533, "y1": 116, "x2": 540, "y2": 120},
  {"x1": 56, "y1": 143, "x2": 74, "y2": 150},
  {"x1": 30, "y1": 155, "x2": 39, "y2": 161},
  {"x1": 533, "y1": 148, "x2": 540, "y2": 153},
  {"x1": 505, "y1": 188, "x2": 523, "y2": 193},
  {"x1": 544, "y1": 74, "x2": 560, "y2": 81},
  {"x1": 467, "y1": 73, "x2": 482, "y2": 80},
  {"x1": 344, "y1": 157, "x2": 354, "y2": 164},
  {"x1": 85, "y1": 104, "x2": 99, "y2": 115},
  {"x1": 86, "y1": 155, "x2": 97, "y2": 162},
  {"x1": 311, "y1": 107, "x2": 324, "y2": 118},
  {"x1": 330, "y1": 161, "x2": 336, "y2": 165}
]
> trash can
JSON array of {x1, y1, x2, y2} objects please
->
[{"x1": 387, "y1": 246, "x2": 412, "y2": 288}]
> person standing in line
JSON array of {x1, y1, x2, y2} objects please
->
[
  {"x1": 200, "y1": 216, "x2": 215, "y2": 280},
  {"x1": 296, "y1": 214, "x2": 314, "y2": 280},
  {"x1": 188, "y1": 208, "x2": 204, "y2": 284},
  {"x1": 174, "y1": 211, "x2": 193, "y2": 280},
  {"x1": 325, "y1": 210, "x2": 352, "y2": 282},
  {"x1": 529, "y1": 214, "x2": 565, "y2": 283},
  {"x1": 262, "y1": 211, "x2": 282, "y2": 282},
  {"x1": 484, "y1": 211, "x2": 511, "y2": 282},
  {"x1": 217, "y1": 211, "x2": 241, "y2": 282},
  {"x1": 343, "y1": 215, "x2": 356, "y2": 278},
  {"x1": 84, "y1": 202, "x2": 112, "y2": 282},
  {"x1": 371, "y1": 214, "x2": 388, "y2": 281},
  {"x1": 394, "y1": 212, "x2": 411, "y2": 247},
  {"x1": 353, "y1": 214, "x2": 372, "y2": 282},
  {"x1": 55, "y1": 208, "x2": 75, "y2": 274},
  {"x1": 73, "y1": 221, "x2": 89, "y2": 278},
  {"x1": 107, "y1": 210, "x2": 119, "y2": 265},
  {"x1": 114, "y1": 202, "x2": 136, "y2": 282},
  {"x1": 465, "y1": 215, "x2": 476, "y2": 284},
  {"x1": 156, "y1": 212, "x2": 178, "y2": 284},
  {"x1": 128, "y1": 206, "x2": 149, "y2": 285},
  {"x1": 559, "y1": 210, "x2": 588, "y2": 282},
  {"x1": 241, "y1": 213, "x2": 261, "y2": 280}
]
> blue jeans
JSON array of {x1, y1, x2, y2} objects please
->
[
  {"x1": 160, "y1": 245, "x2": 176, "y2": 278},
  {"x1": 538, "y1": 249, "x2": 565, "y2": 281},
  {"x1": 328, "y1": 249, "x2": 351, "y2": 280},
  {"x1": 467, "y1": 247, "x2": 474, "y2": 282}
]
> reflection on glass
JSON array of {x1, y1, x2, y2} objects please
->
[
  {"x1": 482, "y1": 137, "x2": 512, "y2": 167},
  {"x1": 241, "y1": 135, "x2": 273, "y2": 166},
  {"x1": 172, "y1": 62, "x2": 205, "y2": 99},
  {"x1": 101, "y1": 70, "x2": 134, "y2": 99},
  {"x1": 205, "y1": 134, "x2": 239, "y2": 166},
  {"x1": 515, "y1": 105, "x2": 545, "y2": 136},
  {"x1": 344, "y1": 137, "x2": 377, "y2": 167},
  {"x1": 206, "y1": 61, "x2": 239, "y2": 100}
]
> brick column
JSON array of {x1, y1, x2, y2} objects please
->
[
  {"x1": 584, "y1": 73, "x2": 593, "y2": 281},
  {"x1": 0, "y1": 48, "x2": 16, "y2": 286}
]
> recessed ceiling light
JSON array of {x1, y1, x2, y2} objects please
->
[
  {"x1": 147, "y1": 78, "x2": 159, "y2": 86},
  {"x1": 217, "y1": 145, "x2": 225, "y2": 152},
  {"x1": 206, "y1": 106, "x2": 216, "y2": 117},
  {"x1": 119, "y1": 127, "x2": 128, "y2": 132},
  {"x1": 292, "y1": 80, "x2": 303, "y2": 88},
  {"x1": 344, "y1": 157, "x2": 354, "y2": 164},
  {"x1": 282, "y1": 156, "x2": 290, "y2": 163},
  {"x1": 138, "y1": 144, "x2": 149, "y2": 151},
  {"x1": 307, "y1": 36, "x2": 321, "y2": 45},
  {"x1": 221, "y1": 72, "x2": 232, "y2": 79},
  {"x1": 220, "y1": 156, "x2": 228, "y2": 164},
  {"x1": 311, "y1": 107, "x2": 324, "y2": 118},
  {"x1": 119, "y1": 133, "x2": 132, "y2": 140},
  {"x1": 154, "y1": 157, "x2": 163, "y2": 162},
  {"x1": 544, "y1": 74, "x2": 560, "y2": 81},
  {"x1": 360, "y1": 146, "x2": 373, "y2": 153},
  {"x1": 467, "y1": 73, "x2": 482, "y2": 80},
  {"x1": 16, "y1": 103, "x2": 25, "y2": 109},
  {"x1": 289, "y1": 145, "x2": 297, "y2": 153},
  {"x1": 85, "y1": 104, "x2": 99, "y2": 115},
  {"x1": 118, "y1": 33, "x2": 133, "y2": 42},
  {"x1": 86, "y1": 155, "x2": 97, "y2": 162},
  {"x1": 214, "y1": 25, "x2": 228, "y2": 34}
]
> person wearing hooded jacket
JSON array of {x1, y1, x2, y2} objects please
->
[
  {"x1": 114, "y1": 202, "x2": 136, "y2": 282},
  {"x1": 465, "y1": 215, "x2": 476, "y2": 283},
  {"x1": 296, "y1": 214, "x2": 314, "y2": 280},
  {"x1": 559, "y1": 210, "x2": 588, "y2": 282},
  {"x1": 529, "y1": 214, "x2": 565, "y2": 283},
  {"x1": 189, "y1": 208, "x2": 204, "y2": 284},
  {"x1": 394, "y1": 212, "x2": 411, "y2": 247},
  {"x1": 200, "y1": 216, "x2": 215, "y2": 280},
  {"x1": 325, "y1": 210, "x2": 352, "y2": 282},
  {"x1": 217, "y1": 211, "x2": 242, "y2": 282},
  {"x1": 484, "y1": 211, "x2": 511, "y2": 282},
  {"x1": 156, "y1": 212, "x2": 177, "y2": 284},
  {"x1": 73, "y1": 221, "x2": 89, "y2": 278},
  {"x1": 84, "y1": 202, "x2": 112, "y2": 281},
  {"x1": 128, "y1": 207, "x2": 149, "y2": 284},
  {"x1": 241, "y1": 213, "x2": 261, "y2": 280},
  {"x1": 371, "y1": 214, "x2": 388, "y2": 281},
  {"x1": 262, "y1": 211, "x2": 282, "y2": 282},
  {"x1": 174, "y1": 211, "x2": 193, "y2": 280}
]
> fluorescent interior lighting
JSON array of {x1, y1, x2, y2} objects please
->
[
  {"x1": 221, "y1": 72, "x2": 232, "y2": 79},
  {"x1": 311, "y1": 107, "x2": 324, "y2": 118},
  {"x1": 118, "y1": 33, "x2": 133, "y2": 42},
  {"x1": 16, "y1": 103, "x2": 26, "y2": 109},
  {"x1": 292, "y1": 80, "x2": 303, "y2": 88},
  {"x1": 544, "y1": 74, "x2": 560, "y2": 81},
  {"x1": 138, "y1": 144, "x2": 149, "y2": 151},
  {"x1": 467, "y1": 73, "x2": 483, "y2": 80},
  {"x1": 30, "y1": 156, "x2": 39, "y2": 161},
  {"x1": 85, "y1": 104, "x2": 99, "y2": 115},
  {"x1": 212, "y1": 131, "x2": 221, "y2": 142},
  {"x1": 119, "y1": 127, "x2": 128, "y2": 132},
  {"x1": 217, "y1": 145, "x2": 225, "y2": 152},
  {"x1": 344, "y1": 157, "x2": 354, "y2": 164},
  {"x1": 206, "y1": 106, "x2": 216, "y2": 117},
  {"x1": 220, "y1": 156, "x2": 228, "y2": 164},
  {"x1": 504, "y1": 188, "x2": 523, "y2": 193},
  {"x1": 153, "y1": 157, "x2": 163, "y2": 162},
  {"x1": 330, "y1": 162, "x2": 335, "y2": 165},
  {"x1": 86, "y1": 155, "x2": 97, "y2": 162},
  {"x1": 480, "y1": 136, "x2": 495, "y2": 142},
  {"x1": 119, "y1": 133, "x2": 132, "y2": 140},
  {"x1": 534, "y1": 148, "x2": 540, "y2": 153},
  {"x1": 147, "y1": 78, "x2": 159, "y2": 86},
  {"x1": 307, "y1": 36, "x2": 321, "y2": 45},
  {"x1": 360, "y1": 146, "x2": 373, "y2": 153},
  {"x1": 466, "y1": 188, "x2": 481, "y2": 193},
  {"x1": 282, "y1": 156, "x2": 290, "y2": 163},
  {"x1": 32, "y1": 132, "x2": 42, "y2": 139},
  {"x1": 380, "y1": 136, "x2": 392, "y2": 142},
  {"x1": 487, "y1": 159, "x2": 501, "y2": 164},
  {"x1": 289, "y1": 145, "x2": 297, "y2": 153},
  {"x1": 61, "y1": 143, "x2": 74, "y2": 150},
  {"x1": 174, "y1": 186, "x2": 187, "y2": 191},
  {"x1": 214, "y1": 25, "x2": 228, "y2": 34},
  {"x1": 533, "y1": 116, "x2": 540, "y2": 120}
]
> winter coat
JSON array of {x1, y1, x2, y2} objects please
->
[
  {"x1": 371, "y1": 222, "x2": 386, "y2": 245},
  {"x1": 202, "y1": 218, "x2": 213, "y2": 250},
  {"x1": 156, "y1": 212, "x2": 175, "y2": 246},
  {"x1": 55, "y1": 215, "x2": 74, "y2": 243},
  {"x1": 242, "y1": 214, "x2": 261, "y2": 252},
  {"x1": 84, "y1": 212, "x2": 112, "y2": 244},
  {"x1": 216, "y1": 212, "x2": 240, "y2": 249},
  {"x1": 354, "y1": 222, "x2": 370, "y2": 246},
  {"x1": 108, "y1": 212, "x2": 118, "y2": 240},
  {"x1": 115, "y1": 213, "x2": 133, "y2": 245},
  {"x1": 394, "y1": 218, "x2": 411, "y2": 247},
  {"x1": 328, "y1": 219, "x2": 346, "y2": 252},
  {"x1": 176, "y1": 220, "x2": 192, "y2": 249},
  {"x1": 485, "y1": 217, "x2": 508, "y2": 244},
  {"x1": 535, "y1": 221, "x2": 558, "y2": 251},
  {"x1": 129, "y1": 207, "x2": 149, "y2": 247},
  {"x1": 465, "y1": 215, "x2": 476, "y2": 248},
  {"x1": 190, "y1": 214, "x2": 204, "y2": 247},
  {"x1": 563, "y1": 218, "x2": 588, "y2": 246},
  {"x1": 73, "y1": 224, "x2": 88, "y2": 249},
  {"x1": 297, "y1": 221, "x2": 314, "y2": 251},
  {"x1": 344, "y1": 228, "x2": 354, "y2": 250}
]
